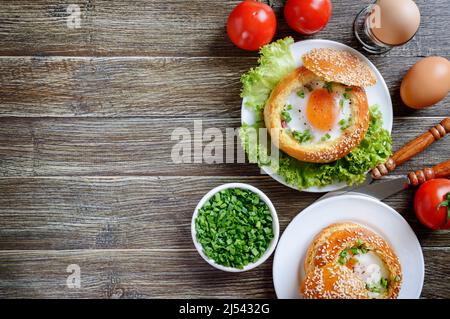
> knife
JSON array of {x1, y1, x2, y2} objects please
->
[{"x1": 319, "y1": 159, "x2": 450, "y2": 202}]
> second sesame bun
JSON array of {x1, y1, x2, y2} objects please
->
[
  {"x1": 302, "y1": 222, "x2": 402, "y2": 299},
  {"x1": 303, "y1": 48, "x2": 377, "y2": 87},
  {"x1": 263, "y1": 67, "x2": 370, "y2": 163},
  {"x1": 301, "y1": 262, "x2": 369, "y2": 299}
]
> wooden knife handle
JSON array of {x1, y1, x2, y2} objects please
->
[
  {"x1": 407, "y1": 159, "x2": 450, "y2": 186},
  {"x1": 372, "y1": 117, "x2": 450, "y2": 179}
]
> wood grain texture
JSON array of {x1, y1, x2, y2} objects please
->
[
  {"x1": 1, "y1": 176, "x2": 449, "y2": 251},
  {"x1": 0, "y1": 56, "x2": 448, "y2": 118},
  {"x1": 0, "y1": 0, "x2": 448, "y2": 57},
  {"x1": 0, "y1": 117, "x2": 448, "y2": 177},
  {"x1": 0, "y1": 248, "x2": 447, "y2": 298}
]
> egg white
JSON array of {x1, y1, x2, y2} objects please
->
[{"x1": 283, "y1": 80, "x2": 352, "y2": 144}]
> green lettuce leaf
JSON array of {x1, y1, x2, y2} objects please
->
[{"x1": 241, "y1": 37, "x2": 296, "y2": 112}]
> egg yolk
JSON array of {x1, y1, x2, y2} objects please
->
[{"x1": 306, "y1": 88, "x2": 338, "y2": 132}]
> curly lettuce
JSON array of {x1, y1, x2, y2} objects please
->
[
  {"x1": 239, "y1": 37, "x2": 392, "y2": 189},
  {"x1": 241, "y1": 37, "x2": 296, "y2": 112},
  {"x1": 241, "y1": 107, "x2": 391, "y2": 189}
]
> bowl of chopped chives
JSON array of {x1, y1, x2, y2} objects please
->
[{"x1": 192, "y1": 183, "x2": 279, "y2": 272}]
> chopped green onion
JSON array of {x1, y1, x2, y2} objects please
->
[
  {"x1": 297, "y1": 91, "x2": 305, "y2": 98},
  {"x1": 323, "y1": 82, "x2": 333, "y2": 93},
  {"x1": 380, "y1": 278, "x2": 389, "y2": 289},
  {"x1": 321, "y1": 133, "x2": 331, "y2": 142},
  {"x1": 281, "y1": 110, "x2": 292, "y2": 123},
  {"x1": 437, "y1": 192, "x2": 450, "y2": 224}
]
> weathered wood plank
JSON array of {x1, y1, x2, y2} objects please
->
[
  {"x1": 0, "y1": 0, "x2": 448, "y2": 57},
  {"x1": 0, "y1": 176, "x2": 448, "y2": 250},
  {"x1": 0, "y1": 248, "x2": 447, "y2": 298},
  {"x1": 0, "y1": 117, "x2": 448, "y2": 177},
  {"x1": 0, "y1": 56, "x2": 448, "y2": 117}
]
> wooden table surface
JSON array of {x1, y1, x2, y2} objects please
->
[{"x1": 0, "y1": 0, "x2": 449, "y2": 299}]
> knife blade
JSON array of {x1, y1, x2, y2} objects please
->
[
  {"x1": 316, "y1": 160, "x2": 450, "y2": 202},
  {"x1": 349, "y1": 176, "x2": 410, "y2": 201}
]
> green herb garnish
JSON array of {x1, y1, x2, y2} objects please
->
[
  {"x1": 380, "y1": 278, "x2": 389, "y2": 289},
  {"x1": 195, "y1": 188, "x2": 274, "y2": 269},
  {"x1": 297, "y1": 91, "x2": 305, "y2": 98},
  {"x1": 345, "y1": 87, "x2": 353, "y2": 92},
  {"x1": 286, "y1": 104, "x2": 293, "y2": 110},
  {"x1": 321, "y1": 133, "x2": 331, "y2": 142},
  {"x1": 351, "y1": 247, "x2": 359, "y2": 255},
  {"x1": 394, "y1": 275, "x2": 400, "y2": 282},
  {"x1": 437, "y1": 192, "x2": 450, "y2": 224},
  {"x1": 339, "y1": 117, "x2": 352, "y2": 131},
  {"x1": 304, "y1": 84, "x2": 313, "y2": 92},
  {"x1": 281, "y1": 110, "x2": 292, "y2": 123},
  {"x1": 339, "y1": 99, "x2": 344, "y2": 110},
  {"x1": 366, "y1": 283, "x2": 381, "y2": 293},
  {"x1": 292, "y1": 130, "x2": 312, "y2": 143},
  {"x1": 338, "y1": 249, "x2": 348, "y2": 265},
  {"x1": 343, "y1": 92, "x2": 351, "y2": 100}
]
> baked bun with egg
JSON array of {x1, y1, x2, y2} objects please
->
[
  {"x1": 264, "y1": 67, "x2": 370, "y2": 163},
  {"x1": 301, "y1": 223, "x2": 402, "y2": 299},
  {"x1": 264, "y1": 48, "x2": 375, "y2": 164},
  {"x1": 303, "y1": 48, "x2": 377, "y2": 87}
]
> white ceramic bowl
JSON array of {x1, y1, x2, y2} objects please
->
[
  {"x1": 191, "y1": 183, "x2": 280, "y2": 272},
  {"x1": 241, "y1": 39, "x2": 393, "y2": 193}
]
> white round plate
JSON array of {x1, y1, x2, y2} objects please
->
[
  {"x1": 272, "y1": 194, "x2": 424, "y2": 299},
  {"x1": 241, "y1": 39, "x2": 393, "y2": 193}
]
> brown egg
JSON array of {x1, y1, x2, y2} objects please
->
[{"x1": 400, "y1": 56, "x2": 450, "y2": 109}]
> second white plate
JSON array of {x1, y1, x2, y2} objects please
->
[{"x1": 241, "y1": 39, "x2": 393, "y2": 192}]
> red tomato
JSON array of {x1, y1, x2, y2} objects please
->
[
  {"x1": 284, "y1": 0, "x2": 332, "y2": 35},
  {"x1": 414, "y1": 179, "x2": 450, "y2": 230},
  {"x1": 227, "y1": 0, "x2": 277, "y2": 51}
]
